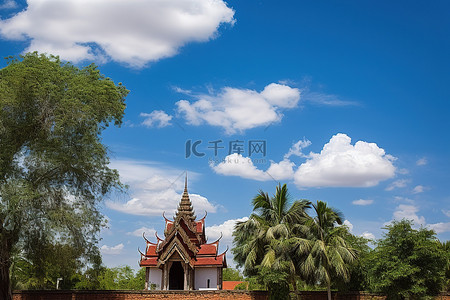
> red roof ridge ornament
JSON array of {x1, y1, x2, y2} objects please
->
[
  {"x1": 199, "y1": 210, "x2": 207, "y2": 221},
  {"x1": 143, "y1": 232, "x2": 157, "y2": 245},
  {"x1": 155, "y1": 231, "x2": 163, "y2": 242},
  {"x1": 205, "y1": 232, "x2": 223, "y2": 245},
  {"x1": 162, "y1": 211, "x2": 173, "y2": 223}
]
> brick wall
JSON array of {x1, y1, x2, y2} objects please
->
[
  {"x1": 12, "y1": 290, "x2": 450, "y2": 300},
  {"x1": 292, "y1": 291, "x2": 386, "y2": 300},
  {"x1": 12, "y1": 290, "x2": 268, "y2": 300}
]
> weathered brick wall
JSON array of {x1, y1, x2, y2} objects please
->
[
  {"x1": 293, "y1": 291, "x2": 386, "y2": 300},
  {"x1": 12, "y1": 290, "x2": 450, "y2": 300},
  {"x1": 12, "y1": 290, "x2": 268, "y2": 300}
]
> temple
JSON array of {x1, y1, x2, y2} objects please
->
[{"x1": 139, "y1": 177, "x2": 227, "y2": 290}]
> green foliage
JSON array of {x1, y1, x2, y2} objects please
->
[
  {"x1": 222, "y1": 267, "x2": 244, "y2": 281},
  {"x1": 258, "y1": 266, "x2": 290, "y2": 300},
  {"x1": 439, "y1": 240, "x2": 450, "y2": 291},
  {"x1": 366, "y1": 220, "x2": 446, "y2": 299},
  {"x1": 298, "y1": 201, "x2": 357, "y2": 300},
  {"x1": 232, "y1": 183, "x2": 311, "y2": 292},
  {"x1": 333, "y1": 233, "x2": 371, "y2": 291},
  {"x1": 11, "y1": 243, "x2": 102, "y2": 290},
  {"x1": 0, "y1": 52, "x2": 128, "y2": 299},
  {"x1": 97, "y1": 266, "x2": 143, "y2": 290},
  {"x1": 232, "y1": 185, "x2": 358, "y2": 300}
]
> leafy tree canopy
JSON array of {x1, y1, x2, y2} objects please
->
[
  {"x1": 0, "y1": 52, "x2": 128, "y2": 300},
  {"x1": 367, "y1": 219, "x2": 446, "y2": 299}
]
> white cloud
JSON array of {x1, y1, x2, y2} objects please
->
[
  {"x1": 206, "y1": 217, "x2": 249, "y2": 242},
  {"x1": 412, "y1": 185, "x2": 425, "y2": 194},
  {"x1": 0, "y1": 0, "x2": 235, "y2": 67},
  {"x1": 0, "y1": 0, "x2": 17, "y2": 9},
  {"x1": 385, "y1": 179, "x2": 409, "y2": 191},
  {"x1": 284, "y1": 139, "x2": 311, "y2": 159},
  {"x1": 176, "y1": 83, "x2": 300, "y2": 134},
  {"x1": 140, "y1": 110, "x2": 173, "y2": 128},
  {"x1": 127, "y1": 226, "x2": 156, "y2": 238},
  {"x1": 392, "y1": 204, "x2": 425, "y2": 226},
  {"x1": 210, "y1": 134, "x2": 396, "y2": 188},
  {"x1": 416, "y1": 157, "x2": 427, "y2": 166},
  {"x1": 343, "y1": 220, "x2": 353, "y2": 232},
  {"x1": 387, "y1": 205, "x2": 450, "y2": 234},
  {"x1": 443, "y1": 210, "x2": 450, "y2": 218},
  {"x1": 210, "y1": 154, "x2": 295, "y2": 182},
  {"x1": 352, "y1": 199, "x2": 374, "y2": 206},
  {"x1": 428, "y1": 222, "x2": 450, "y2": 234},
  {"x1": 210, "y1": 153, "x2": 270, "y2": 181},
  {"x1": 106, "y1": 159, "x2": 218, "y2": 216},
  {"x1": 294, "y1": 133, "x2": 396, "y2": 188},
  {"x1": 100, "y1": 243, "x2": 124, "y2": 255},
  {"x1": 361, "y1": 231, "x2": 375, "y2": 240},
  {"x1": 265, "y1": 159, "x2": 296, "y2": 181}
]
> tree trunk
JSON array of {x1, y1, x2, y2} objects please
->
[
  {"x1": 327, "y1": 282, "x2": 332, "y2": 300},
  {"x1": 0, "y1": 235, "x2": 12, "y2": 300}
]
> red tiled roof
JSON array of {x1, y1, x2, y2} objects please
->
[
  {"x1": 195, "y1": 220, "x2": 203, "y2": 233},
  {"x1": 192, "y1": 255, "x2": 225, "y2": 266},
  {"x1": 145, "y1": 244, "x2": 157, "y2": 256},
  {"x1": 140, "y1": 257, "x2": 158, "y2": 266},
  {"x1": 197, "y1": 244, "x2": 217, "y2": 256},
  {"x1": 222, "y1": 281, "x2": 245, "y2": 290}
]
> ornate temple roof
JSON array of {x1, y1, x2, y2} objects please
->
[{"x1": 139, "y1": 176, "x2": 227, "y2": 268}]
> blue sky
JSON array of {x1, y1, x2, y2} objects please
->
[{"x1": 1, "y1": 0, "x2": 449, "y2": 269}]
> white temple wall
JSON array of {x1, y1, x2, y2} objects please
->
[
  {"x1": 148, "y1": 267, "x2": 162, "y2": 290},
  {"x1": 194, "y1": 267, "x2": 218, "y2": 290}
]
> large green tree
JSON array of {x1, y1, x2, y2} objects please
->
[
  {"x1": 0, "y1": 53, "x2": 128, "y2": 300},
  {"x1": 298, "y1": 201, "x2": 356, "y2": 300},
  {"x1": 367, "y1": 220, "x2": 446, "y2": 299},
  {"x1": 232, "y1": 184, "x2": 311, "y2": 299}
]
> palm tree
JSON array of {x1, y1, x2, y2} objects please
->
[
  {"x1": 298, "y1": 201, "x2": 357, "y2": 300},
  {"x1": 232, "y1": 184, "x2": 311, "y2": 297}
]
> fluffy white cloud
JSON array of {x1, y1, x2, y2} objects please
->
[
  {"x1": 385, "y1": 179, "x2": 409, "y2": 191},
  {"x1": 294, "y1": 133, "x2": 396, "y2": 188},
  {"x1": 443, "y1": 210, "x2": 450, "y2": 218},
  {"x1": 352, "y1": 199, "x2": 374, "y2": 206},
  {"x1": 106, "y1": 159, "x2": 218, "y2": 216},
  {"x1": 100, "y1": 243, "x2": 124, "y2": 255},
  {"x1": 0, "y1": 0, "x2": 235, "y2": 67},
  {"x1": 140, "y1": 110, "x2": 173, "y2": 128},
  {"x1": 416, "y1": 157, "x2": 427, "y2": 166},
  {"x1": 176, "y1": 83, "x2": 300, "y2": 134},
  {"x1": 412, "y1": 185, "x2": 425, "y2": 194},
  {"x1": 392, "y1": 204, "x2": 425, "y2": 226},
  {"x1": 428, "y1": 222, "x2": 450, "y2": 234},
  {"x1": 361, "y1": 231, "x2": 375, "y2": 240},
  {"x1": 210, "y1": 134, "x2": 396, "y2": 188},
  {"x1": 265, "y1": 159, "x2": 296, "y2": 181},
  {"x1": 127, "y1": 226, "x2": 156, "y2": 238},
  {"x1": 206, "y1": 217, "x2": 249, "y2": 242},
  {"x1": 210, "y1": 153, "x2": 270, "y2": 181},
  {"x1": 210, "y1": 154, "x2": 295, "y2": 181}
]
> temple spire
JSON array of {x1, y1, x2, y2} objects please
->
[{"x1": 176, "y1": 172, "x2": 195, "y2": 221}]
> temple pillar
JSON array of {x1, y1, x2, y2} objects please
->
[
  {"x1": 145, "y1": 267, "x2": 149, "y2": 290},
  {"x1": 183, "y1": 263, "x2": 188, "y2": 290}
]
